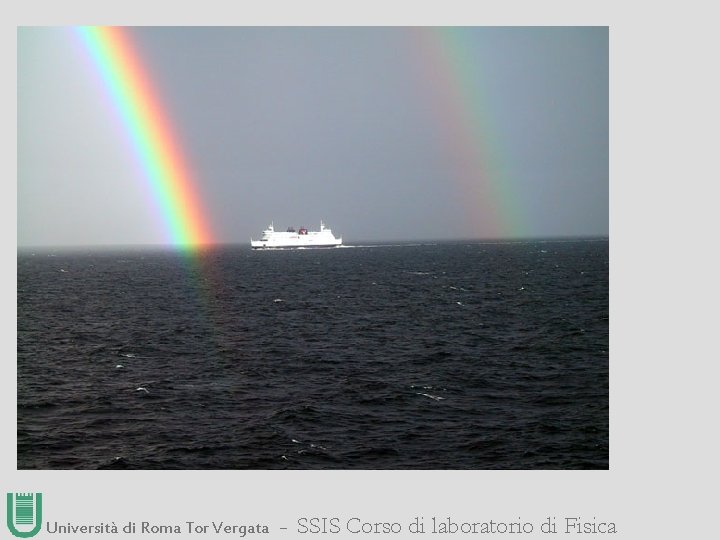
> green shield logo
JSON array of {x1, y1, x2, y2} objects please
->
[{"x1": 6, "y1": 493, "x2": 42, "y2": 538}]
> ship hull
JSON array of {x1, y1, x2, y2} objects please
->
[
  {"x1": 251, "y1": 245, "x2": 341, "y2": 249},
  {"x1": 250, "y1": 239, "x2": 342, "y2": 249}
]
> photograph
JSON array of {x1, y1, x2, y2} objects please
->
[{"x1": 17, "y1": 26, "x2": 608, "y2": 470}]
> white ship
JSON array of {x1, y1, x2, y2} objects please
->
[{"x1": 250, "y1": 221, "x2": 342, "y2": 249}]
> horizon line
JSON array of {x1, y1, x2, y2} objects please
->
[{"x1": 17, "y1": 234, "x2": 609, "y2": 252}]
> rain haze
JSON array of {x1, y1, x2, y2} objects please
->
[{"x1": 18, "y1": 27, "x2": 608, "y2": 247}]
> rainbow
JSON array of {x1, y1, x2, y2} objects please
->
[
  {"x1": 76, "y1": 26, "x2": 214, "y2": 248},
  {"x1": 75, "y1": 27, "x2": 521, "y2": 244},
  {"x1": 411, "y1": 27, "x2": 523, "y2": 239}
]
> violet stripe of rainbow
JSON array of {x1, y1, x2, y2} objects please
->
[{"x1": 76, "y1": 26, "x2": 213, "y2": 248}]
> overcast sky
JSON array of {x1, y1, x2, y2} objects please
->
[{"x1": 18, "y1": 27, "x2": 608, "y2": 247}]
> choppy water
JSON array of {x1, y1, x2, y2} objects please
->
[{"x1": 17, "y1": 240, "x2": 608, "y2": 469}]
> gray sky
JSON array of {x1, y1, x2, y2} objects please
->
[{"x1": 18, "y1": 27, "x2": 608, "y2": 247}]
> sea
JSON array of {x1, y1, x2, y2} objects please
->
[{"x1": 17, "y1": 239, "x2": 608, "y2": 469}]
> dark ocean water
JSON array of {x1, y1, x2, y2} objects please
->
[{"x1": 17, "y1": 240, "x2": 608, "y2": 469}]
